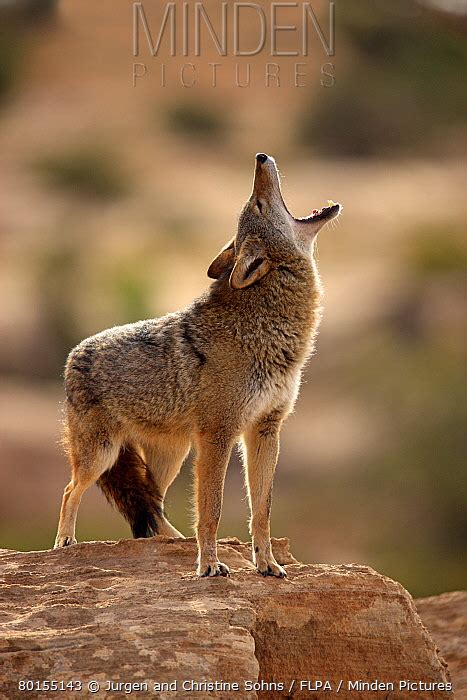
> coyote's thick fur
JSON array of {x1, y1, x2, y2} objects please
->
[{"x1": 55, "y1": 154, "x2": 341, "y2": 577}]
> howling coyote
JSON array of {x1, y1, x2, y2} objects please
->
[{"x1": 55, "y1": 154, "x2": 341, "y2": 577}]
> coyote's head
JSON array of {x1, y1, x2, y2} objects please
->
[{"x1": 208, "y1": 153, "x2": 341, "y2": 289}]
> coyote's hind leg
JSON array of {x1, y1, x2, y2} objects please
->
[
  {"x1": 143, "y1": 434, "x2": 190, "y2": 538},
  {"x1": 54, "y1": 411, "x2": 120, "y2": 548}
]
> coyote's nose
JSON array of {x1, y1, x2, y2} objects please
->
[{"x1": 256, "y1": 153, "x2": 268, "y2": 164}]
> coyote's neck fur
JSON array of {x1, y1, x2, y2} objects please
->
[{"x1": 196, "y1": 253, "x2": 322, "y2": 379}]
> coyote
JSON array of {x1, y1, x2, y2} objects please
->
[{"x1": 55, "y1": 154, "x2": 341, "y2": 577}]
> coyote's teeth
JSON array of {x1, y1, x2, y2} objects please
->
[{"x1": 327, "y1": 199, "x2": 335, "y2": 207}]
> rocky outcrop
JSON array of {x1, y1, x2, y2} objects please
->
[
  {"x1": 0, "y1": 537, "x2": 455, "y2": 699},
  {"x1": 416, "y1": 591, "x2": 467, "y2": 699}
]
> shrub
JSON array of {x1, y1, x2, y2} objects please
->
[
  {"x1": 165, "y1": 103, "x2": 228, "y2": 140},
  {"x1": 33, "y1": 146, "x2": 130, "y2": 201}
]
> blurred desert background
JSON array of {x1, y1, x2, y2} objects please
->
[{"x1": 0, "y1": 0, "x2": 465, "y2": 598}]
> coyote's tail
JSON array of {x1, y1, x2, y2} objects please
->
[{"x1": 97, "y1": 445, "x2": 162, "y2": 538}]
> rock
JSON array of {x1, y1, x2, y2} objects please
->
[
  {"x1": 416, "y1": 591, "x2": 467, "y2": 699},
  {"x1": 0, "y1": 537, "x2": 453, "y2": 699}
]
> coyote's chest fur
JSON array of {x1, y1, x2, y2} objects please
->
[{"x1": 66, "y1": 266, "x2": 321, "y2": 441}]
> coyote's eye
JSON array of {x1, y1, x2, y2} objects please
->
[{"x1": 256, "y1": 200, "x2": 263, "y2": 213}]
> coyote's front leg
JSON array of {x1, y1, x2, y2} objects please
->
[
  {"x1": 243, "y1": 410, "x2": 287, "y2": 577},
  {"x1": 194, "y1": 431, "x2": 233, "y2": 577}
]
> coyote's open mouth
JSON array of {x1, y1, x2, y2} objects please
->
[
  {"x1": 254, "y1": 154, "x2": 342, "y2": 226},
  {"x1": 297, "y1": 201, "x2": 342, "y2": 223}
]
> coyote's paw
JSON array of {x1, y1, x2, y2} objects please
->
[
  {"x1": 198, "y1": 561, "x2": 230, "y2": 578},
  {"x1": 54, "y1": 536, "x2": 77, "y2": 549},
  {"x1": 255, "y1": 553, "x2": 287, "y2": 578}
]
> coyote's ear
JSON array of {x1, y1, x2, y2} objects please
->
[
  {"x1": 229, "y1": 240, "x2": 272, "y2": 290},
  {"x1": 207, "y1": 238, "x2": 235, "y2": 279}
]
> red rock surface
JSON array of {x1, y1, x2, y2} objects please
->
[
  {"x1": 0, "y1": 537, "x2": 453, "y2": 699},
  {"x1": 416, "y1": 591, "x2": 467, "y2": 700}
]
